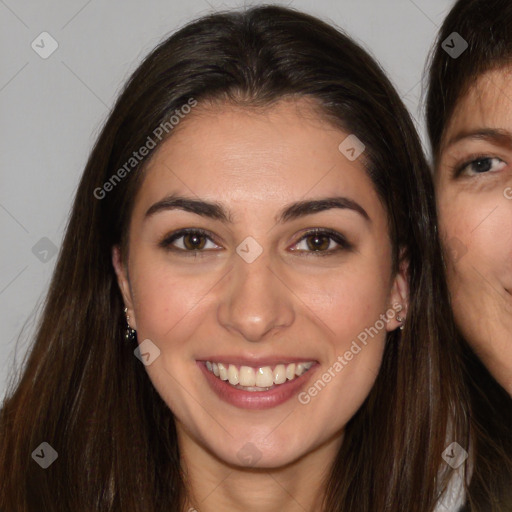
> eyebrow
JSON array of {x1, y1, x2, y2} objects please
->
[
  {"x1": 445, "y1": 128, "x2": 512, "y2": 149},
  {"x1": 144, "y1": 194, "x2": 370, "y2": 224}
]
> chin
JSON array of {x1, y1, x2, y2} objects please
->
[
  {"x1": 202, "y1": 429, "x2": 306, "y2": 469},
  {"x1": 218, "y1": 447, "x2": 301, "y2": 470}
]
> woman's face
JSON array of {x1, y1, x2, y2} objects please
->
[
  {"x1": 435, "y1": 68, "x2": 512, "y2": 394},
  {"x1": 114, "y1": 98, "x2": 406, "y2": 470}
]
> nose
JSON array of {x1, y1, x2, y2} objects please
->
[{"x1": 217, "y1": 250, "x2": 295, "y2": 343}]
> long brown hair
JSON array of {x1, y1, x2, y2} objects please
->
[
  {"x1": 426, "y1": 1, "x2": 512, "y2": 510},
  {"x1": 1, "y1": 6, "x2": 469, "y2": 511}
]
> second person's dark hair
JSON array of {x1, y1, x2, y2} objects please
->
[
  {"x1": 426, "y1": 0, "x2": 512, "y2": 160},
  {"x1": 426, "y1": 1, "x2": 512, "y2": 509}
]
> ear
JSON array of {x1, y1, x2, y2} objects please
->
[
  {"x1": 112, "y1": 245, "x2": 137, "y2": 330},
  {"x1": 386, "y1": 251, "x2": 409, "y2": 332}
]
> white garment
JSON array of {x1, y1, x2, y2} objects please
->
[
  {"x1": 434, "y1": 426, "x2": 473, "y2": 511},
  {"x1": 434, "y1": 467, "x2": 466, "y2": 511}
]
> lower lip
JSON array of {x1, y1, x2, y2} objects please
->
[{"x1": 197, "y1": 362, "x2": 317, "y2": 410}]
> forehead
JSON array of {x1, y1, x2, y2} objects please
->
[
  {"x1": 135, "y1": 98, "x2": 382, "y2": 218},
  {"x1": 446, "y1": 67, "x2": 512, "y2": 135}
]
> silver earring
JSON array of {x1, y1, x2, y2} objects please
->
[
  {"x1": 396, "y1": 306, "x2": 405, "y2": 331},
  {"x1": 124, "y1": 307, "x2": 136, "y2": 342}
]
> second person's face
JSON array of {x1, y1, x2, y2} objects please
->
[{"x1": 435, "y1": 68, "x2": 512, "y2": 394}]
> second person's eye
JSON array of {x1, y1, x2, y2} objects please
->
[{"x1": 458, "y1": 156, "x2": 507, "y2": 176}]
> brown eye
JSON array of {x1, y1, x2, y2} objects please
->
[
  {"x1": 305, "y1": 234, "x2": 331, "y2": 251},
  {"x1": 291, "y1": 228, "x2": 353, "y2": 255},
  {"x1": 182, "y1": 232, "x2": 207, "y2": 250},
  {"x1": 159, "y1": 229, "x2": 220, "y2": 253}
]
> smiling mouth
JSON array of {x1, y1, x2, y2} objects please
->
[{"x1": 204, "y1": 361, "x2": 315, "y2": 391}]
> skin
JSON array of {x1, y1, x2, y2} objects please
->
[
  {"x1": 435, "y1": 68, "x2": 512, "y2": 396},
  {"x1": 113, "y1": 98, "x2": 407, "y2": 512}
]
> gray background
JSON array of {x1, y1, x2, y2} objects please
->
[{"x1": 0, "y1": 0, "x2": 453, "y2": 400}]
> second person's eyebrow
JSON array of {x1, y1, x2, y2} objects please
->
[
  {"x1": 445, "y1": 128, "x2": 512, "y2": 149},
  {"x1": 144, "y1": 195, "x2": 370, "y2": 224}
]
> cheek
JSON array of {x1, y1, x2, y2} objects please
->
[
  {"x1": 306, "y1": 270, "x2": 390, "y2": 342},
  {"x1": 295, "y1": 268, "x2": 391, "y2": 426},
  {"x1": 129, "y1": 255, "x2": 392, "y2": 346},
  {"x1": 439, "y1": 192, "x2": 512, "y2": 283},
  {"x1": 127, "y1": 254, "x2": 216, "y2": 345}
]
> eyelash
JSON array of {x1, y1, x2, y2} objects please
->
[
  {"x1": 158, "y1": 227, "x2": 353, "y2": 257},
  {"x1": 453, "y1": 154, "x2": 507, "y2": 178}
]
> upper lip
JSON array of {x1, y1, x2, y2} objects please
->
[{"x1": 198, "y1": 356, "x2": 318, "y2": 366}]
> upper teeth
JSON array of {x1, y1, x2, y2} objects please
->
[{"x1": 205, "y1": 361, "x2": 314, "y2": 388}]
